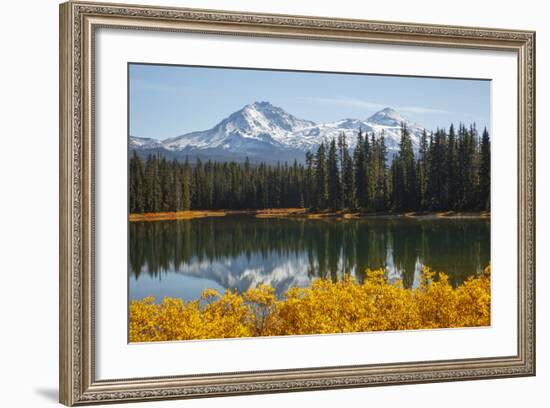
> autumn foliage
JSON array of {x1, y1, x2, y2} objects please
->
[{"x1": 129, "y1": 266, "x2": 491, "y2": 342}]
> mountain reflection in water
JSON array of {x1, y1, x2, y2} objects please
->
[{"x1": 129, "y1": 215, "x2": 490, "y2": 302}]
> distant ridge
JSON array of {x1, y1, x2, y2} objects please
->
[{"x1": 130, "y1": 102, "x2": 427, "y2": 163}]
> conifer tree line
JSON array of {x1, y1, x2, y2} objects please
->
[{"x1": 130, "y1": 123, "x2": 490, "y2": 214}]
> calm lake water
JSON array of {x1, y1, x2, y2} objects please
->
[{"x1": 129, "y1": 216, "x2": 490, "y2": 302}]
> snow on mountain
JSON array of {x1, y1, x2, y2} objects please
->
[
  {"x1": 131, "y1": 102, "x2": 427, "y2": 163},
  {"x1": 365, "y1": 107, "x2": 426, "y2": 155},
  {"x1": 129, "y1": 136, "x2": 164, "y2": 150},
  {"x1": 258, "y1": 106, "x2": 425, "y2": 155},
  {"x1": 367, "y1": 107, "x2": 408, "y2": 127},
  {"x1": 287, "y1": 118, "x2": 371, "y2": 150},
  {"x1": 163, "y1": 101, "x2": 315, "y2": 151}
]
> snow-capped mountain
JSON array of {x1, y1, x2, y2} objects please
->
[
  {"x1": 129, "y1": 136, "x2": 164, "y2": 149},
  {"x1": 163, "y1": 101, "x2": 315, "y2": 150},
  {"x1": 366, "y1": 108, "x2": 426, "y2": 154},
  {"x1": 289, "y1": 107, "x2": 425, "y2": 154},
  {"x1": 130, "y1": 102, "x2": 427, "y2": 163}
]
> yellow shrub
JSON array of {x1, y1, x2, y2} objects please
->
[
  {"x1": 415, "y1": 265, "x2": 491, "y2": 329},
  {"x1": 129, "y1": 265, "x2": 491, "y2": 342}
]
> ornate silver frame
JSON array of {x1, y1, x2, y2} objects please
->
[{"x1": 59, "y1": 1, "x2": 536, "y2": 405}]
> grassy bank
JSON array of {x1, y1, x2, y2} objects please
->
[
  {"x1": 129, "y1": 266, "x2": 491, "y2": 342},
  {"x1": 128, "y1": 210, "x2": 228, "y2": 222},
  {"x1": 129, "y1": 208, "x2": 490, "y2": 222}
]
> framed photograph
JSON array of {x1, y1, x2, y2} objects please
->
[{"x1": 59, "y1": 1, "x2": 536, "y2": 405}]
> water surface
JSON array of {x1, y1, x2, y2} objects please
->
[{"x1": 129, "y1": 215, "x2": 490, "y2": 302}]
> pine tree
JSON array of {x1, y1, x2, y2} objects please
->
[
  {"x1": 447, "y1": 124, "x2": 459, "y2": 210},
  {"x1": 256, "y1": 163, "x2": 268, "y2": 209},
  {"x1": 204, "y1": 161, "x2": 214, "y2": 209},
  {"x1": 305, "y1": 150, "x2": 315, "y2": 208},
  {"x1": 129, "y1": 151, "x2": 145, "y2": 213},
  {"x1": 314, "y1": 142, "x2": 329, "y2": 210},
  {"x1": 144, "y1": 154, "x2": 161, "y2": 212},
  {"x1": 427, "y1": 128, "x2": 447, "y2": 210},
  {"x1": 418, "y1": 129, "x2": 429, "y2": 209},
  {"x1": 192, "y1": 158, "x2": 204, "y2": 209},
  {"x1": 367, "y1": 133, "x2": 376, "y2": 210},
  {"x1": 374, "y1": 133, "x2": 388, "y2": 211},
  {"x1": 390, "y1": 153, "x2": 402, "y2": 210},
  {"x1": 159, "y1": 157, "x2": 171, "y2": 212},
  {"x1": 338, "y1": 133, "x2": 356, "y2": 209},
  {"x1": 396, "y1": 123, "x2": 418, "y2": 210},
  {"x1": 457, "y1": 124, "x2": 475, "y2": 209},
  {"x1": 353, "y1": 130, "x2": 367, "y2": 209},
  {"x1": 327, "y1": 138, "x2": 342, "y2": 210},
  {"x1": 169, "y1": 159, "x2": 181, "y2": 211},
  {"x1": 469, "y1": 124, "x2": 481, "y2": 209},
  {"x1": 479, "y1": 127, "x2": 491, "y2": 211},
  {"x1": 181, "y1": 157, "x2": 191, "y2": 210}
]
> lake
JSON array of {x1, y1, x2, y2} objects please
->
[{"x1": 129, "y1": 215, "x2": 490, "y2": 302}]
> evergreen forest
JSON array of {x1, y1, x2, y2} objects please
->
[{"x1": 129, "y1": 123, "x2": 491, "y2": 214}]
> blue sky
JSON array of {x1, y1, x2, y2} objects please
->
[{"x1": 129, "y1": 63, "x2": 491, "y2": 140}]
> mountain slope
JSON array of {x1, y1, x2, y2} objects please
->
[{"x1": 130, "y1": 102, "x2": 427, "y2": 163}]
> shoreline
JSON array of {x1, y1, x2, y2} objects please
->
[{"x1": 129, "y1": 208, "x2": 490, "y2": 222}]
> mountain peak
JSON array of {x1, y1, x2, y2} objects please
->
[
  {"x1": 367, "y1": 107, "x2": 408, "y2": 126},
  {"x1": 241, "y1": 101, "x2": 280, "y2": 114},
  {"x1": 251, "y1": 101, "x2": 274, "y2": 108},
  {"x1": 231, "y1": 101, "x2": 315, "y2": 135},
  {"x1": 378, "y1": 107, "x2": 400, "y2": 115},
  {"x1": 135, "y1": 102, "x2": 426, "y2": 164}
]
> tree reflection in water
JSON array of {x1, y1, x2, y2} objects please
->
[{"x1": 129, "y1": 216, "x2": 490, "y2": 299}]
